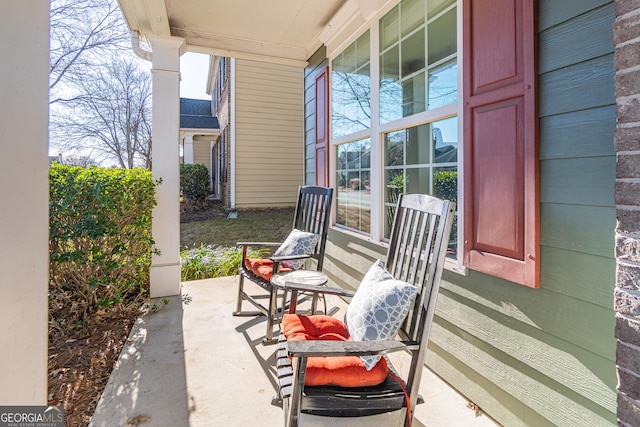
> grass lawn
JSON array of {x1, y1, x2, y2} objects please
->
[{"x1": 180, "y1": 211, "x2": 294, "y2": 249}]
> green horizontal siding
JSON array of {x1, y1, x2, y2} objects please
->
[
  {"x1": 540, "y1": 55, "x2": 615, "y2": 117},
  {"x1": 540, "y1": 157, "x2": 615, "y2": 206},
  {"x1": 538, "y1": 0, "x2": 611, "y2": 29},
  {"x1": 539, "y1": 106, "x2": 615, "y2": 160},
  {"x1": 541, "y1": 204, "x2": 615, "y2": 258},
  {"x1": 541, "y1": 246, "x2": 615, "y2": 309},
  {"x1": 539, "y1": 3, "x2": 614, "y2": 73}
]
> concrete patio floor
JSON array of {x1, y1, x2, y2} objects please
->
[{"x1": 90, "y1": 276, "x2": 499, "y2": 427}]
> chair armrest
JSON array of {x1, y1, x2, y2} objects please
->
[
  {"x1": 237, "y1": 241, "x2": 282, "y2": 247},
  {"x1": 287, "y1": 339, "x2": 417, "y2": 358},
  {"x1": 283, "y1": 281, "x2": 355, "y2": 298},
  {"x1": 269, "y1": 254, "x2": 311, "y2": 263}
]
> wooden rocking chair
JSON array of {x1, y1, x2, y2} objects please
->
[
  {"x1": 234, "y1": 186, "x2": 333, "y2": 344},
  {"x1": 275, "y1": 194, "x2": 455, "y2": 427}
]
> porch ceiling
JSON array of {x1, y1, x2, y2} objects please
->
[{"x1": 117, "y1": 0, "x2": 360, "y2": 66}]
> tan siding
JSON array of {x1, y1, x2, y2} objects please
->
[
  {"x1": 193, "y1": 141, "x2": 210, "y2": 167},
  {"x1": 234, "y1": 59, "x2": 304, "y2": 207}
]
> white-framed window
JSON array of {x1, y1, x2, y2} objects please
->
[{"x1": 330, "y1": 0, "x2": 461, "y2": 264}]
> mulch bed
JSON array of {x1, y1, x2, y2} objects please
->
[{"x1": 48, "y1": 306, "x2": 142, "y2": 427}]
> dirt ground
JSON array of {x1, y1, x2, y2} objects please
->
[
  {"x1": 48, "y1": 199, "x2": 294, "y2": 426},
  {"x1": 180, "y1": 198, "x2": 295, "y2": 222},
  {"x1": 48, "y1": 306, "x2": 141, "y2": 427}
]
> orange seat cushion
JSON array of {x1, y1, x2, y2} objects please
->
[
  {"x1": 282, "y1": 314, "x2": 389, "y2": 387},
  {"x1": 244, "y1": 258, "x2": 292, "y2": 281}
]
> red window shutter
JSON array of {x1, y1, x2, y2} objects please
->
[
  {"x1": 462, "y1": 0, "x2": 539, "y2": 287},
  {"x1": 315, "y1": 67, "x2": 329, "y2": 187}
]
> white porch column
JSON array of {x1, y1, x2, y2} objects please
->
[
  {"x1": 183, "y1": 133, "x2": 194, "y2": 163},
  {"x1": 0, "y1": 1, "x2": 49, "y2": 404},
  {"x1": 148, "y1": 36, "x2": 185, "y2": 297}
]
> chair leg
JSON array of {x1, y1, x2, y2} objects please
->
[
  {"x1": 262, "y1": 285, "x2": 279, "y2": 345},
  {"x1": 233, "y1": 273, "x2": 245, "y2": 315},
  {"x1": 287, "y1": 357, "x2": 306, "y2": 427},
  {"x1": 282, "y1": 396, "x2": 290, "y2": 427}
]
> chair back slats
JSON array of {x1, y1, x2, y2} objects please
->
[
  {"x1": 292, "y1": 186, "x2": 333, "y2": 268},
  {"x1": 385, "y1": 194, "x2": 454, "y2": 345}
]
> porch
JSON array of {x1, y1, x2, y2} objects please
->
[{"x1": 90, "y1": 276, "x2": 498, "y2": 427}]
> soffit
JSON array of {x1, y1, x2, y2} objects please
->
[{"x1": 118, "y1": 0, "x2": 357, "y2": 66}]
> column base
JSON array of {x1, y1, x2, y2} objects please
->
[{"x1": 150, "y1": 263, "x2": 181, "y2": 298}]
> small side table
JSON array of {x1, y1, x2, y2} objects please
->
[{"x1": 271, "y1": 270, "x2": 329, "y2": 315}]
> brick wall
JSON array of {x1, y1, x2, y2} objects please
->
[{"x1": 615, "y1": 1, "x2": 640, "y2": 426}]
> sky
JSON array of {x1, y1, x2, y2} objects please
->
[{"x1": 180, "y1": 52, "x2": 210, "y2": 100}]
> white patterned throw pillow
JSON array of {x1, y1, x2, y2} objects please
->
[
  {"x1": 273, "y1": 229, "x2": 321, "y2": 270},
  {"x1": 345, "y1": 260, "x2": 418, "y2": 370}
]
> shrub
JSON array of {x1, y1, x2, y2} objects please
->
[
  {"x1": 434, "y1": 170, "x2": 458, "y2": 203},
  {"x1": 434, "y1": 170, "x2": 458, "y2": 249},
  {"x1": 180, "y1": 163, "x2": 209, "y2": 202},
  {"x1": 49, "y1": 164, "x2": 157, "y2": 322},
  {"x1": 181, "y1": 244, "x2": 269, "y2": 281}
]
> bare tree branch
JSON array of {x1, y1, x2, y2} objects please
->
[
  {"x1": 50, "y1": 59, "x2": 152, "y2": 168},
  {"x1": 49, "y1": 0, "x2": 129, "y2": 104}
]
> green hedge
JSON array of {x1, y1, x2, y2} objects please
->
[
  {"x1": 434, "y1": 170, "x2": 458, "y2": 203},
  {"x1": 180, "y1": 163, "x2": 209, "y2": 202},
  {"x1": 49, "y1": 164, "x2": 157, "y2": 314}
]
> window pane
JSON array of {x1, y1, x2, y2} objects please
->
[
  {"x1": 384, "y1": 169, "x2": 404, "y2": 237},
  {"x1": 435, "y1": 167, "x2": 458, "y2": 255},
  {"x1": 433, "y1": 116, "x2": 458, "y2": 164},
  {"x1": 401, "y1": 0, "x2": 424, "y2": 37},
  {"x1": 428, "y1": 59, "x2": 457, "y2": 109},
  {"x1": 357, "y1": 34, "x2": 371, "y2": 69},
  {"x1": 336, "y1": 139, "x2": 371, "y2": 234},
  {"x1": 402, "y1": 72, "x2": 426, "y2": 117},
  {"x1": 401, "y1": 29, "x2": 425, "y2": 77},
  {"x1": 337, "y1": 144, "x2": 348, "y2": 170},
  {"x1": 385, "y1": 170, "x2": 405, "y2": 202},
  {"x1": 380, "y1": 44, "x2": 402, "y2": 123},
  {"x1": 332, "y1": 31, "x2": 371, "y2": 139},
  {"x1": 360, "y1": 170, "x2": 371, "y2": 232},
  {"x1": 434, "y1": 168, "x2": 457, "y2": 201},
  {"x1": 428, "y1": 8, "x2": 456, "y2": 64},
  {"x1": 385, "y1": 130, "x2": 404, "y2": 167},
  {"x1": 406, "y1": 167, "x2": 431, "y2": 194},
  {"x1": 406, "y1": 123, "x2": 431, "y2": 165},
  {"x1": 382, "y1": 117, "x2": 458, "y2": 240},
  {"x1": 381, "y1": 46, "x2": 400, "y2": 80},
  {"x1": 380, "y1": 5, "x2": 399, "y2": 50},
  {"x1": 343, "y1": 44, "x2": 357, "y2": 73},
  {"x1": 427, "y1": 0, "x2": 455, "y2": 18}
]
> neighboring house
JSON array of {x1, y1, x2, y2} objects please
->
[
  {"x1": 5, "y1": 1, "x2": 640, "y2": 426},
  {"x1": 48, "y1": 154, "x2": 63, "y2": 165},
  {"x1": 207, "y1": 56, "x2": 304, "y2": 209},
  {"x1": 179, "y1": 98, "x2": 220, "y2": 196}
]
